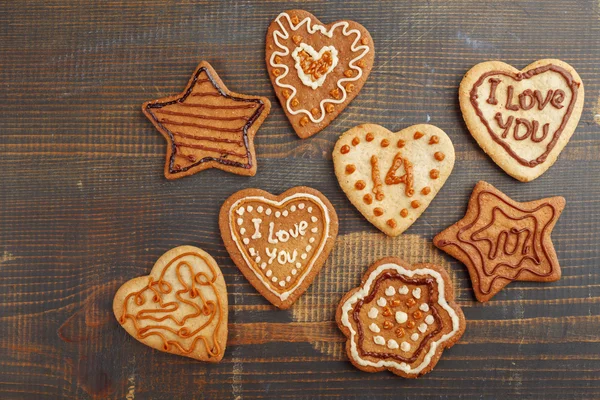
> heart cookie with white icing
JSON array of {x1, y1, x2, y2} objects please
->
[
  {"x1": 336, "y1": 257, "x2": 465, "y2": 378},
  {"x1": 266, "y1": 9, "x2": 374, "y2": 139},
  {"x1": 219, "y1": 186, "x2": 338, "y2": 309},
  {"x1": 459, "y1": 59, "x2": 584, "y2": 182},
  {"x1": 333, "y1": 124, "x2": 455, "y2": 236},
  {"x1": 113, "y1": 246, "x2": 228, "y2": 362}
]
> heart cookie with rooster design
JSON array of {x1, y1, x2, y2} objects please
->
[
  {"x1": 459, "y1": 59, "x2": 584, "y2": 182},
  {"x1": 113, "y1": 246, "x2": 228, "y2": 362},
  {"x1": 266, "y1": 9, "x2": 374, "y2": 139},
  {"x1": 333, "y1": 124, "x2": 455, "y2": 236},
  {"x1": 219, "y1": 186, "x2": 338, "y2": 309}
]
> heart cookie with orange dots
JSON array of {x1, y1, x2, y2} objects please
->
[
  {"x1": 219, "y1": 186, "x2": 338, "y2": 309},
  {"x1": 333, "y1": 124, "x2": 455, "y2": 236},
  {"x1": 113, "y1": 246, "x2": 228, "y2": 362},
  {"x1": 336, "y1": 257, "x2": 465, "y2": 378},
  {"x1": 459, "y1": 59, "x2": 584, "y2": 182},
  {"x1": 266, "y1": 9, "x2": 374, "y2": 139}
]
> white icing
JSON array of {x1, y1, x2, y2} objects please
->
[
  {"x1": 279, "y1": 280, "x2": 286, "y2": 287},
  {"x1": 237, "y1": 218, "x2": 243, "y2": 226},
  {"x1": 418, "y1": 323, "x2": 428, "y2": 333},
  {"x1": 290, "y1": 205, "x2": 297, "y2": 212},
  {"x1": 242, "y1": 238, "x2": 250, "y2": 245},
  {"x1": 240, "y1": 228, "x2": 246, "y2": 235},
  {"x1": 411, "y1": 333, "x2": 419, "y2": 341},
  {"x1": 305, "y1": 245, "x2": 312, "y2": 252},
  {"x1": 295, "y1": 262, "x2": 301, "y2": 269},
  {"x1": 286, "y1": 276, "x2": 291, "y2": 282},
  {"x1": 291, "y1": 43, "x2": 339, "y2": 89},
  {"x1": 249, "y1": 248, "x2": 256, "y2": 256},
  {"x1": 260, "y1": 262, "x2": 267, "y2": 270},
  {"x1": 308, "y1": 207, "x2": 313, "y2": 213},
  {"x1": 401, "y1": 342, "x2": 411, "y2": 352},
  {"x1": 301, "y1": 253, "x2": 307, "y2": 260},
  {"x1": 311, "y1": 227, "x2": 318, "y2": 233},
  {"x1": 309, "y1": 237, "x2": 315, "y2": 243},
  {"x1": 395, "y1": 311, "x2": 408, "y2": 324},
  {"x1": 373, "y1": 336, "x2": 385, "y2": 346},
  {"x1": 387, "y1": 339, "x2": 399, "y2": 350},
  {"x1": 425, "y1": 315, "x2": 435, "y2": 325},
  {"x1": 385, "y1": 286, "x2": 396, "y2": 296},
  {"x1": 291, "y1": 269, "x2": 297, "y2": 275},
  {"x1": 275, "y1": 229, "x2": 290, "y2": 242},
  {"x1": 266, "y1": 270, "x2": 272, "y2": 277},
  {"x1": 398, "y1": 285, "x2": 409, "y2": 295},
  {"x1": 236, "y1": 208, "x2": 244, "y2": 216},
  {"x1": 254, "y1": 256, "x2": 261, "y2": 263},
  {"x1": 412, "y1": 288, "x2": 421, "y2": 299},
  {"x1": 340, "y1": 263, "x2": 461, "y2": 374},
  {"x1": 311, "y1": 216, "x2": 318, "y2": 223},
  {"x1": 368, "y1": 307, "x2": 378, "y2": 319},
  {"x1": 275, "y1": 211, "x2": 281, "y2": 218},
  {"x1": 267, "y1": 222, "x2": 278, "y2": 244},
  {"x1": 246, "y1": 205, "x2": 253, "y2": 212},
  {"x1": 257, "y1": 206, "x2": 263, "y2": 213},
  {"x1": 419, "y1": 303, "x2": 430, "y2": 312},
  {"x1": 228, "y1": 193, "x2": 331, "y2": 301},
  {"x1": 251, "y1": 218, "x2": 262, "y2": 239},
  {"x1": 282, "y1": 210, "x2": 289, "y2": 217},
  {"x1": 369, "y1": 323, "x2": 380, "y2": 333},
  {"x1": 271, "y1": 276, "x2": 277, "y2": 283},
  {"x1": 266, "y1": 247, "x2": 277, "y2": 265},
  {"x1": 376, "y1": 297, "x2": 387, "y2": 307}
]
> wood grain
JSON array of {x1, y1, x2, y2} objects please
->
[{"x1": 1, "y1": 0, "x2": 599, "y2": 399}]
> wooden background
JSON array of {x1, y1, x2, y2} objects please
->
[{"x1": 1, "y1": 1, "x2": 599, "y2": 399}]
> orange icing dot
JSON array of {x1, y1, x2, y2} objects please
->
[
  {"x1": 400, "y1": 209, "x2": 408, "y2": 218},
  {"x1": 387, "y1": 219, "x2": 397, "y2": 228},
  {"x1": 292, "y1": 35, "x2": 303, "y2": 45},
  {"x1": 430, "y1": 169, "x2": 440, "y2": 179},
  {"x1": 344, "y1": 69, "x2": 354, "y2": 78},
  {"x1": 355, "y1": 180, "x2": 366, "y2": 190},
  {"x1": 275, "y1": 56, "x2": 282, "y2": 64},
  {"x1": 345, "y1": 164, "x2": 356, "y2": 174},
  {"x1": 330, "y1": 88, "x2": 341, "y2": 99},
  {"x1": 272, "y1": 69, "x2": 281, "y2": 77},
  {"x1": 340, "y1": 145, "x2": 350, "y2": 154},
  {"x1": 374, "y1": 207, "x2": 384, "y2": 216},
  {"x1": 299, "y1": 116, "x2": 309, "y2": 127},
  {"x1": 363, "y1": 194, "x2": 373, "y2": 205},
  {"x1": 406, "y1": 298, "x2": 416, "y2": 308},
  {"x1": 381, "y1": 139, "x2": 390, "y2": 148},
  {"x1": 282, "y1": 89, "x2": 291, "y2": 99},
  {"x1": 291, "y1": 98, "x2": 300, "y2": 107},
  {"x1": 311, "y1": 107, "x2": 320, "y2": 117},
  {"x1": 429, "y1": 135, "x2": 439, "y2": 145},
  {"x1": 397, "y1": 139, "x2": 405, "y2": 148},
  {"x1": 421, "y1": 186, "x2": 431, "y2": 195},
  {"x1": 326, "y1": 104, "x2": 335, "y2": 113},
  {"x1": 395, "y1": 327, "x2": 405, "y2": 337},
  {"x1": 366, "y1": 132, "x2": 374, "y2": 142},
  {"x1": 411, "y1": 200, "x2": 420, "y2": 209},
  {"x1": 352, "y1": 137, "x2": 360, "y2": 146},
  {"x1": 406, "y1": 320, "x2": 416, "y2": 329},
  {"x1": 383, "y1": 320, "x2": 393, "y2": 329},
  {"x1": 345, "y1": 83, "x2": 355, "y2": 93},
  {"x1": 434, "y1": 152, "x2": 445, "y2": 161},
  {"x1": 413, "y1": 311, "x2": 423, "y2": 320},
  {"x1": 414, "y1": 131, "x2": 424, "y2": 139},
  {"x1": 361, "y1": 38, "x2": 368, "y2": 45}
]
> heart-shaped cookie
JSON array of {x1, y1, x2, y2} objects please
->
[
  {"x1": 459, "y1": 59, "x2": 584, "y2": 182},
  {"x1": 219, "y1": 187, "x2": 338, "y2": 309},
  {"x1": 113, "y1": 246, "x2": 228, "y2": 362},
  {"x1": 266, "y1": 9, "x2": 374, "y2": 139},
  {"x1": 333, "y1": 124, "x2": 455, "y2": 236}
]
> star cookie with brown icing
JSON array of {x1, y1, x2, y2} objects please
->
[
  {"x1": 434, "y1": 181, "x2": 565, "y2": 302},
  {"x1": 143, "y1": 61, "x2": 271, "y2": 179}
]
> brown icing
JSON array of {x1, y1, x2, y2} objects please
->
[{"x1": 469, "y1": 64, "x2": 580, "y2": 167}]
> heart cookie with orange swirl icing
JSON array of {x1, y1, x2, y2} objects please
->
[
  {"x1": 219, "y1": 186, "x2": 338, "y2": 309},
  {"x1": 333, "y1": 124, "x2": 455, "y2": 236},
  {"x1": 266, "y1": 9, "x2": 374, "y2": 139},
  {"x1": 113, "y1": 246, "x2": 228, "y2": 362}
]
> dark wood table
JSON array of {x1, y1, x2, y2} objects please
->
[{"x1": 1, "y1": 1, "x2": 599, "y2": 399}]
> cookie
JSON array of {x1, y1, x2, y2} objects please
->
[
  {"x1": 336, "y1": 257, "x2": 465, "y2": 378},
  {"x1": 266, "y1": 10, "x2": 374, "y2": 139},
  {"x1": 333, "y1": 124, "x2": 455, "y2": 236},
  {"x1": 219, "y1": 186, "x2": 338, "y2": 309},
  {"x1": 113, "y1": 246, "x2": 228, "y2": 362},
  {"x1": 142, "y1": 61, "x2": 271, "y2": 179},
  {"x1": 433, "y1": 181, "x2": 565, "y2": 302},
  {"x1": 459, "y1": 59, "x2": 584, "y2": 182}
]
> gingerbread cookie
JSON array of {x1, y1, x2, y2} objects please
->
[
  {"x1": 459, "y1": 59, "x2": 584, "y2": 182},
  {"x1": 219, "y1": 186, "x2": 338, "y2": 309},
  {"x1": 333, "y1": 124, "x2": 455, "y2": 236},
  {"x1": 434, "y1": 181, "x2": 565, "y2": 302},
  {"x1": 337, "y1": 257, "x2": 465, "y2": 378},
  {"x1": 266, "y1": 10, "x2": 374, "y2": 139},
  {"x1": 143, "y1": 61, "x2": 271, "y2": 179},
  {"x1": 113, "y1": 246, "x2": 228, "y2": 362}
]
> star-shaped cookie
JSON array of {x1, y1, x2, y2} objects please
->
[
  {"x1": 433, "y1": 181, "x2": 565, "y2": 302},
  {"x1": 142, "y1": 61, "x2": 271, "y2": 179}
]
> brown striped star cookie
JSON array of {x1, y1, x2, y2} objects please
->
[
  {"x1": 336, "y1": 257, "x2": 465, "y2": 378},
  {"x1": 143, "y1": 61, "x2": 271, "y2": 179},
  {"x1": 333, "y1": 124, "x2": 455, "y2": 236}
]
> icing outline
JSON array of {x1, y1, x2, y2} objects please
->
[
  {"x1": 269, "y1": 12, "x2": 370, "y2": 123},
  {"x1": 229, "y1": 193, "x2": 331, "y2": 301}
]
